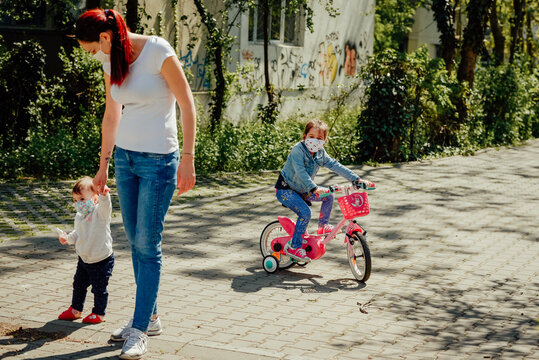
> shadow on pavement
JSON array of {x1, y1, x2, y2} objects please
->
[
  {"x1": 24, "y1": 345, "x2": 120, "y2": 360},
  {"x1": 0, "y1": 319, "x2": 106, "y2": 360},
  {"x1": 230, "y1": 266, "x2": 366, "y2": 293}
]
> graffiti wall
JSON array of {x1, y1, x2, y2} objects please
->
[{"x1": 233, "y1": 0, "x2": 375, "y2": 91}]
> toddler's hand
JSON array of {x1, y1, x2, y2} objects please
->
[
  {"x1": 56, "y1": 228, "x2": 68, "y2": 245},
  {"x1": 102, "y1": 185, "x2": 110, "y2": 195}
]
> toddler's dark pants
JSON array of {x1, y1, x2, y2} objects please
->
[{"x1": 71, "y1": 254, "x2": 114, "y2": 316}]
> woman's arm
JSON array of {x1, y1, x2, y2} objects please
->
[
  {"x1": 161, "y1": 56, "x2": 196, "y2": 195},
  {"x1": 94, "y1": 73, "x2": 122, "y2": 194}
]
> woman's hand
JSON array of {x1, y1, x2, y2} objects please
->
[
  {"x1": 177, "y1": 155, "x2": 196, "y2": 195},
  {"x1": 93, "y1": 166, "x2": 109, "y2": 194}
]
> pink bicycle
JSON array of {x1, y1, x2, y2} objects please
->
[{"x1": 260, "y1": 183, "x2": 375, "y2": 282}]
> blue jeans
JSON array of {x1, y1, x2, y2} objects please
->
[
  {"x1": 71, "y1": 254, "x2": 114, "y2": 316},
  {"x1": 114, "y1": 147, "x2": 179, "y2": 333},
  {"x1": 276, "y1": 189, "x2": 334, "y2": 248}
]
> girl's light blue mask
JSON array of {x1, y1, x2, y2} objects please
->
[{"x1": 75, "y1": 198, "x2": 96, "y2": 217}]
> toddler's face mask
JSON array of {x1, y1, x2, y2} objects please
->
[
  {"x1": 304, "y1": 138, "x2": 325, "y2": 153},
  {"x1": 75, "y1": 198, "x2": 95, "y2": 217}
]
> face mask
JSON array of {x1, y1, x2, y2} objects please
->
[
  {"x1": 304, "y1": 138, "x2": 325, "y2": 153},
  {"x1": 75, "y1": 198, "x2": 96, "y2": 217},
  {"x1": 92, "y1": 40, "x2": 110, "y2": 63}
]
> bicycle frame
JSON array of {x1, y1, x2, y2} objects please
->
[
  {"x1": 318, "y1": 185, "x2": 367, "y2": 246},
  {"x1": 271, "y1": 185, "x2": 367, "y2": 261},
  {"x1": 261, "y1": 182, "x2": 374, "y2": 279}
]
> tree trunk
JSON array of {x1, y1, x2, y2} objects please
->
[
  {"x1": 457, "y1": 0, "x2": 494, "y2": 87},
  {"x1": 262, "y1": 0, "x2": 274, "y2": 104},
  {"x1": 432, "y1": 0, "x2": 457, "y2": 72},
  {"x1": 458, "y1": 47, "x2": 477, "y2": 86},
  {"x1": 193, "y1": 0, "x2": 227, "y2": 132},
  {"x1": 456, "y1": 0, "x2": 493, "y2": 124},
  {"x1": 489, "y1": 1, "x2": 505, "y2": 65},
  {"x1": 125, "y1": 0, "x2": 140, "y2": 33},
  {"x1": 262, "y1": 1, "x2": 272, "y2": 104},
  {"x1": 526, "y1": 5, "x2": 533, "y2": 60},
  {"x1": 211, "y1": 46, "x2": 226, "y2": 132},
  {"x1": 509, "y1": 0, "x2": 524, "y2": 63}
]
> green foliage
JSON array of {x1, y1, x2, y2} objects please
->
[
  {"x1": 193, "y1": 119, "x2": 305, "y2": 174},
  {"x1": 257, "y1": 99, "x2": 280, "y2": 125},
  {"x1": 0, "y1": 0, "x2": 78, "y2": 30},
  {"x1": 471, "y1": 62, "x2": 539, "y2": 146},
  {"x1": 29, "y1": 47, "x2": 105, "y2": 138},
  {"x1": 0, "y1": 38, "x2": 46, "y2": 150},
  {"x1": 356, "y1": 47, "x2": 465, "y2": 162},
  {"x1": 324, "y1": 106, "x2": 362, "y2": 165},
  {"x1": 0, "y1": 47, "x2": 105, "y2": 179}
]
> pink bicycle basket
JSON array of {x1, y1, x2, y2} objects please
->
[{"x1": 338, "y1": 192, "x2": 370, "y2": 219}]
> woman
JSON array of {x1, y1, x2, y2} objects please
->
[{"x1": 75, "y1": 8, "x2": 196, "y2": 360}]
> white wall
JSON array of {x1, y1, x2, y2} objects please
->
[{"x1": 407, "y1": 7, "x2": 440, "y2": 58}]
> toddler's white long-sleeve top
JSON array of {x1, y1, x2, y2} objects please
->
[{"x1": 66, "y1": 193, "x2": 113, "y2": 264}]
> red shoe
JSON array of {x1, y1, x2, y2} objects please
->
[
  {"x1": 317, "y1": 224, "x2": 334, "y2": 235},
  {"x1": 58, "y1": 307, "x2": 81, "y2": 321},
  {"x1": 285, "y1": 244, "x2": 311, "y2": 262},
  {"x1": 82, "y1": 313, "x2": 104, "y2": 324}
]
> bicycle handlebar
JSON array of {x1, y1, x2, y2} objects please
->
[{"x1": 317, "y1": 182, "x2": 376, "y2": 199}]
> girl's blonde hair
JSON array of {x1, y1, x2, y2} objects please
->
[
  {"x1": 303, "y1": 119, "x2": 329, "y2": 139},
  {"x1": 72, "y1": 176, "x2": 97, "y2": 196}
]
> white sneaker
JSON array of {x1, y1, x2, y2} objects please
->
[
  {"x1": 111, "y1": 317, "x2": 162, "y2": 342},
  {"x1": 120, "y1": 328, "x2": 148, "y2": 360}
]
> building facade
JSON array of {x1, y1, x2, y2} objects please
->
[{"x1": 136, "y1": 0, "x2": 375, "y2": 121}]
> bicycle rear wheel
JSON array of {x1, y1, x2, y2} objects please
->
[
  {"x1": 347, "y1": 232, "x2": 371, "y2": 282},
  {"x1": 260, "y1": 220, "x2": 294, "y2": 269}
]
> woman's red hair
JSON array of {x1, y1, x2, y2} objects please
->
[{"x1": 75, "y1": 9, "x2": 131, "y2": 86}]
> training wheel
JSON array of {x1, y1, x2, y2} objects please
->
[{"x1": 262, "y1": 255, "x2": 279, "y2": 273}]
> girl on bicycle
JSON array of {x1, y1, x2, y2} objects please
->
[{"x1": 275, "y1": 119, "x2": 374, "y2": 262}]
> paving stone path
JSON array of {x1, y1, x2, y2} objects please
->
[{"x1": 0, "y1": 140, "x2": 538, "y2": 359}]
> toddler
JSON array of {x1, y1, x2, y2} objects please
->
[
  {"x1": 276, "y1": 119, "x2": 373, "y2": 262},
  {"x1": 57, "y1": 176, "x2": 114, "y2": 324}
]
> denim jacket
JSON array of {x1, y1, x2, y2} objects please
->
[{"x1": 280, "y1": 141, "x2": 359, "y2": 194}]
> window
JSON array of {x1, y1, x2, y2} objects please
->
[{"x1": 248, "y1": 0, "x2": 302, "y2": 45}]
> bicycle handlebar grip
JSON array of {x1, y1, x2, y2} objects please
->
[{"x1": 353, "y1": 180, "x2": 376, "y2": 190}]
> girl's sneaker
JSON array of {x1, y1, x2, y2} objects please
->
[
  {"x1": 82, "y1": 313, "x2": 104, "y2": 324},
  {"x1": 317, "y1": 224, "x2": 334, "y2": 235},
  {"x1": 285, "y1": 244, "x2": 311, "y2": 262},
  {"x1": 58, "y1": 307, "x2": 81, "y2": 321}
]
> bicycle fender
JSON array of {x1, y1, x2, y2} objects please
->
[{"x1": 277, "y1": 216, "x2": 296, "y2": 236}]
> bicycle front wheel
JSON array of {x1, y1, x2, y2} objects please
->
[
  {"x1": 347, "y1": 232, "x2": 371, "y2": 282},
  {"x1": 260, "y1": 220, "x2": 295, "y2": 269}
]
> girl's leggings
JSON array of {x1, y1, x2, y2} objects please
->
[{"x1": 276, "y1": 189, "x2": 334, "y2": 249}]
